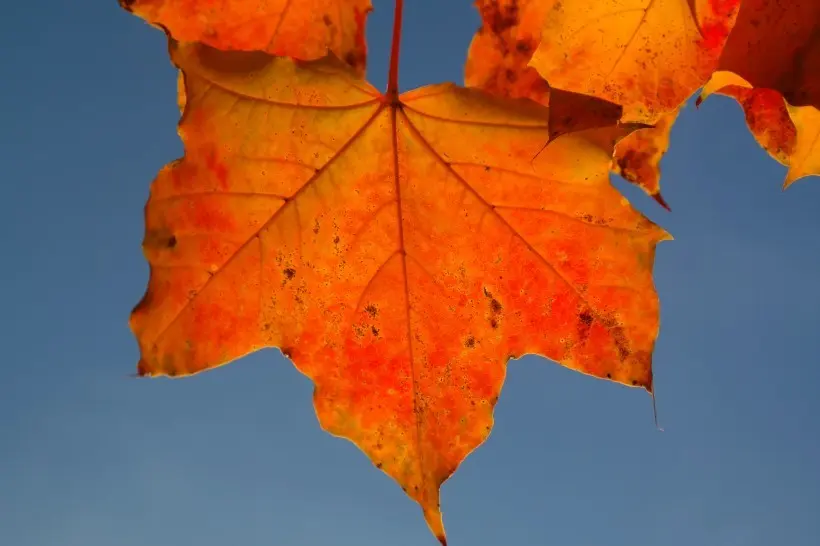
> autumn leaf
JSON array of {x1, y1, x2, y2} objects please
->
[
  {"x1": 119, "y1": 0, "x2": 373, "y2": 74},
  {"x1": 529, "y1": 0, "x2": 740, "y2": 124},
  {"x1": 131, "y1": 39, "x2": 668, "y2": 542},
  {"x1": 464, "y1": 0, "x2": 673, "y2": 207},
  {"x1": 715, "y1": 0, "x2": 820, "y2": 111},
  {"x1": 611, "y1": 108, "x2": 679, "y2": 209},
  {"x1": 699, "y1": 71, "x2": 819, "y2": 186},
  {"x1": 694, "y1": 0, "x2": 820, "y2": 187},
  {"x1": 699, "y1": 72, "x2": 797, "y2": 166}
]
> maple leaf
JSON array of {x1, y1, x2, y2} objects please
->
[
  {"x1": 119, "y1": 0, "x2": 373, "y2": 74},
  {"x1": 715, "y1": 0, "x2": 820, "y2": 111},
  {"x1": 131, "y1": 35, "x2": 668, "y2": 542},
  {"x1": 528, "y1": 0, "x2": 740, "y2": 124},
  {"x1": 695, "y1": 1, "x2": 820, "y2": 187},
  {"x1": 464, "y1": 0, "x2": 673, "y2": 208},
  {"x1": 699, "y1": 71, "x2": 819, "y2": 186},
  {"x1": 699, "y1": 73, "x2": 797, "y2": 166}
]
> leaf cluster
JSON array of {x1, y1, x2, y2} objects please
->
[{"x1": 119, "y1": 0, "x2": 818, "y2": 542}]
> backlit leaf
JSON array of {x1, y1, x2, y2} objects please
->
[
  {"x1": 529, "y1": 0, "x2": 740, "y2": 123},
  {"x1": 132, "y1": 41, "x2": 668, "y2": 542},
  {"x1": 699, "y1": 71, "x2": 819, "y2": 187},
  {"x1": 699, "y1": 72, "x2": 797, "y2": 166},
  {"x1": 120, "y1": 0, "x2": 373, "y2": 74},
  {"x1": 716, "y1": 0, "x2": 820, "y2": 111},
  {"x1": 465, "y1": 0, "x2": 673, "y2": 206}
]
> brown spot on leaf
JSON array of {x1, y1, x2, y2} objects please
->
[
  {"x1": 578, "y1": 309, "x2": 593, "y2": 342},
  {"x1": 483, "y1": 0, "x2": 520, "y2": 36},
  {"x1": 283, "y1": 268, "x2": 296, "y2": 281},
  {"x1": 364, "y1": 304, "x2": 378, "y2": 318},
  {"x1": 464, "y1": 336, "x2": 476, "y2": 348},
  {"x1": 515, "y1": 39, "x2": 533, "y2": 55}
]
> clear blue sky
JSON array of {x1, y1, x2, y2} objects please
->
[{"x1": 1, "y1": 1, "x2": 819, "y2": 545}]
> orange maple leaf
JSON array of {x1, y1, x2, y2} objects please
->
[
  {"x1": 131, "y1": 35, "x2": 668, "y2": 542},
  {"x1": 120, "y1": 0, "x2": 373, "y2": 74},
  {"x1": 464, "y1": 0, "x2": 674, "y2": 208},
  {"x1": 529, "y1": 0, "x2": 740, "y2": 124}
]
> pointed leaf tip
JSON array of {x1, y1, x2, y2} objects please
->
[{"x1": 653, "y1": 192, "x2": 671, "y2": 211}]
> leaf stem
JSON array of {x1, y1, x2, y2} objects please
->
[{"x1": 387, "y1": 0, "x2": 404, "y2": 99}]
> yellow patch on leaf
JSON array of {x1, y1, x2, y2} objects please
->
[
  {"x1": 465, "y1": 0, "x2": 672, "y2": 206},
  {"x1": 132, "y1": 41, "x2": 668, "y2": 542},
  {"x1": 529, "y1": 0, "x2": 740, "y2": 123},
  {"x1": 785, "y1": 105, "x2": 820, "y2": 187},
  {"x1": 120, "y1": 0, "x2": 372, "y2": 74}
]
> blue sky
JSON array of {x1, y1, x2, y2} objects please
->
[{"x1": 1, "y1": 1, "x2": 819, "y2": 545}]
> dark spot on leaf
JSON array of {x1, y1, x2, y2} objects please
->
[
  {"x1": 284, "y1": 268, "x2": 296, "y2": 280},
  {"x1": 376, "y1": 462, "x2": 383, "y2": 469},
  {"x1": 578, "y1": 309, "x2": 593, "y2": 342},
  {"x1": 323, "y1": 15, "x2": 332, "y2": 26},
  {"x1": 490, "y1": 318, "x2": 498, "y2": 329},
  {"x1": 515, "y1": 39, "x2": 532, "y2": 54},
  {"x1": 371, "y1": 326, "x2": 380, "y2": 337},
  {"x1": 606, "y1": 373, "x2": 612, "y2": 379},
  {"x1": 281, "y1": 347, "x2": 293, "y2": 359},
  {"x1": 344, "y1": 51, "x2": 365, "y2": 71},
  {"x1": 333, "y1": 235, "x2": 340, "y2": 244},
  {"x1": 365, "y1": 304, "x2": 378, "y2": 318},
  {"x1": 464, "y1": 336, "x2": 476, "y2": 348},
  {"x1": 490, "y1": 298, "x2": 502, "y2": 313},
  {"x1": 485, "y1": 0, "x2": 520, "y2": 35},
  {"x1": 313, "y1": 220, "x2": 320, "y2": 234},
  {"x1": 166, "y1": 235, "x2": 177, "y2": 249}
]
